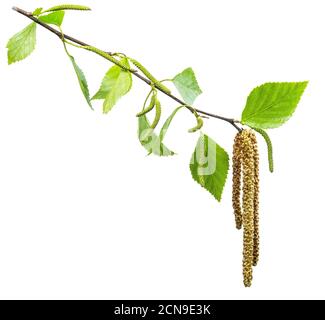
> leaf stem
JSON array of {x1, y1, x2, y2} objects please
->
[
  {"x1": 160, "y1": 79, "x2": 173, "y2": 82},
  {"x1": 12, "y1": 6, "x2": 242, "y2": 132}
]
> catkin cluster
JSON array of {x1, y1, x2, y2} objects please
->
[{"x1": 232, "y1": 129, "x2": 260, "y2": 287}]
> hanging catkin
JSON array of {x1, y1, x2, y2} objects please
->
[
  {"x1": 232, "y1": 129, "x2": 260, "y2": 287},
  {"x1": 241, "y1": 129, "x2": 255, "y2": 287},
  {"x1": 248, "y1": 130, "x2": 260, "y2": 267},
  {"x1": 232, "y1": 132, "x2": 243, "y2": 230}
]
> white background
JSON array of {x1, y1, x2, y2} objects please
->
[{"x1": 0, "y1": 0, "x2": 324, "y2": 300}]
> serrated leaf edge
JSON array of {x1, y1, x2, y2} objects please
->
[
  {"x1": 190, "y1": 136, "x2": 229, "y2": 202},
  {"x1": 242, "y1": 81, "x2": 309, "y2": 129}
]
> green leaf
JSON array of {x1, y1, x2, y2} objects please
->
[
  {"x1": 173, "y1": 68, "x2": 202, "y2": 105},
  {"x1": 190, "y1": 134, "x2": 229, "y2": 202},
  {"x1": 7, "y1": 23, "x2": 37, "y2": 65},
  {"x1": 138, "y1": 115, "x2": 175, "y2": 157},
  {"x1": 32, "y1": 8, "x2": 43, "y2": 16},
  {"x1": 159, "y1": 106, "x2": 184, "y2": 142},
  {"x1": 92, "y1": 58, "x2": 132, "y2": 113},
  {"x1": 62, "y1": 43, "x2": 92, "y2": 108},
  {"x1": 252, "y1": 127, "x2": 274, "y2": 173},
  {"x1": 69, "y1": 55, "x2": 92, "y2": 108},
  {"x1": 241, "y1": 82, "x2": 308, "y2": 129},
  {"x1": 39, "y1": 11, "x2": 65, "y2": 26}
]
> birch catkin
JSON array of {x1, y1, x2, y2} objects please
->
[
  {"x1": 248, "y1": 130, "x2": 260, "y2": 267},
  {"x1": 232, "y1": 132, "x2": 243, "y2": 230},
  {"x1": 232, "y1": 129, "x2": 260, "y2": 287},
  {"x1": 241, "y1": 130, "x2": 255, "y2": 287}
]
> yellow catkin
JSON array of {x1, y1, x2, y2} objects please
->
[
  {"x1": 241, "y1": 130, "x2": 255, "y2": 287},
  {"x1": 232, "y1": 132, "x2": 243, "y2": 230},
  {"x1": 248, "y1": 130, "x2": 260, "y2": 267}
]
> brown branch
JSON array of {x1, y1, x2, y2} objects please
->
[{"x1": 12, "y1": 6, "x2": 242, "y2": 132}]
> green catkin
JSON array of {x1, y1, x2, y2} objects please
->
[
  {"x1": 248, "y1": 131, "x2": 260, "y2": 267},
  {"x1": 252, "y1": 127, "x2": 274, "y2": 173},
  {"x1": 137, "y1": 92, "x2": 157, "y2": 117},
  {"x1": 129, "y1": 58, "x2": 171, "y2": 94},
  {"x1": 83, "y1": 46, "x2": 133, "y2": 72},
  {"x1": 43, "y1": 5, "x2": 91, "y2": 13},
  {"x1": 188, "y1": 117, "x2": 203, "y2": 133},
  {"x1": 232, "y1": 132, "x2": 243, "y2": 230},
  {"x1": 150, "y1": 99, "x2": 161, "y2": 130},
  {"x1": 241, "y1": 130, "x2": 255, "y2": 288},
  {"x1": 197, "y1": 134, "x2": 206, "y2": 187}
]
